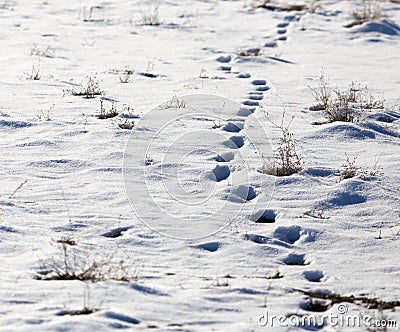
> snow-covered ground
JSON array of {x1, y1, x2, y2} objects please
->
[{"x1": 1, "y1": 0, "x2": 400, "y2": 330}]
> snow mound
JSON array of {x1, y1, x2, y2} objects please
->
[{"x1": 353, "y1": 20, "x2": 400, "y2": 36}]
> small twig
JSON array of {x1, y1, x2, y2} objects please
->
[{"x1": 8, "y1": 180, "x2": 28, "y2": 199}]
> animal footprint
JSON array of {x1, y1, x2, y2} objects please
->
[
  {"x1": 300, "y1": 299, "x2": 331, "y2": 313},
  {"x1": 282, "y1": 253, "x2": 310, "y2": 266},
  {"x1": 256, "y1": 86, "x2": 270, "y2": 92},
  {"x1": 277, "y1": 22, "x2": 289, "y2": 28},
  {"x1": 195, "y1": 241, "x2": 221, "y2": 252},
  {"x1": 251, "y1": 79, "x2": 267, "y2": 86},
  {"x1": 303, "y1": 270, "x2": 325, "y2": 282},
  {"x1": 222, "y1": 121, "x2": 244, "y2": 133},
  {"x1": 242, "y1": 100, "x2": 259, "y2": 107},
  {"x1": 215, "y1": 151, "x2": 234, "y2": 162},
  {"x1": 264, "y1": 41, "x2": 278, "y2": 48},
  {"x1": 229, "y1": 185, "x2": 257, "y2": 202},
  {"x1": 211, "y1": 165, "x2": 230, "y2": 182},
  {"x1": 237, "y1": 107, "x2": 255, "y2": 116},
  {"x1": 252, "y1": 209, "x2": 276, "y2": 223},
  {"x1": 217, "y1": 54, "x2": 232, "y2": 63},
  {"x1": 223, "y1": 136, "x2": 244, "y2": 149},
  {"x1": 248, "y1": 94, "x2": 263, "y2": 101},
  {"x1": 273, "y1": 225, "x2": 301, "y2": 244}
]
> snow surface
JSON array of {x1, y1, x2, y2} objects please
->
[{"x1": 1, "y1": 0, "x2": 400, "y2": 331}]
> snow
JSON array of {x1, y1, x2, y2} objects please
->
[{"x1": 1, "y1": 0, "x2": 400, "y2": 331}]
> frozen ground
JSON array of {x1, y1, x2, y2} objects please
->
[{"x1": 1, "y1": 0, "x2": 400, "y2": 331}]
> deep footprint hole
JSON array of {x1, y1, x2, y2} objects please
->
[
  {"x1": 223, "y1": 122, "x2": 244, "y2": 133},
  {"x1": 303, "y1": 270, "x2": 325, "y2": 283},
  {"x1": 252, "y1": 209, "x2": 276, "y2": 223},
  {"x1": 282, "y1": 253, "x2": 310, "y2": 266},
  {"x1": 273, "y1": 225, "x2": 301, "y2": 244},
  {"x1": 211, "y1": 165, "x2": 230, "y2": 182},
  {"x1": 215, "y1": 151, "x2": 234, "y2": 162},
  {"x1": 300, "y1": 299, "x2": 331, "y2": 313},
  {"x1": 252, "y1": 79, "x2": 267, "y2": 86},
  {"x1": 224, "y1": 136, "x2": 244, "y2": 149},
  {"x1": 230, "y1": 185, "x2": 257, "y2": 202},
  {"x1": 196, "y1": 241, "x2": 221, "y2": 252}
]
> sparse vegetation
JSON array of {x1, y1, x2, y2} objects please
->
[
  {"x1": 309, "y1": 70, "x2": 331, "y2": 111},
  {"x1": 140, "y1": 58, "x2": 158, "y2": 78},
  {"x1": 98, "y1": 100, "x2": 119, "y2": 119},
  {"x1": 114, "y1": 66, "x2": 135, "y2": 83},
  {"x1": 117, "y1": 118, "x2": 135, "y2": 130},
  {"x1": 57, "y1": 281, "x2": 99, "y2": 316},
  {"x1": 310, "y1": 72, "x2": 384, "y2": 123},
  {"x1": 237, "y1": 48, "x2": 261, "y2": 57},
  {"x1": 252, "y1": 0, "x2": 306, "y2": 11},
  {"x1": 261, "y1": 114, "x2": 304, "y2": 176},
  {"x1": 141, "y1": 0, "x2": 162, "y2": 26},
  {"x1": 293, "y1": 288, "x2": 400, "y2": 311},
  {"x1": 27, "y1": 59, "x2": 41, "y2": 80},
  {"x1": 145, "y1": 155, "x2": 154, "y2": 166},
  {"x1": 302, "y1": 199, "x2": 329, "y2": 219},
  {"x1": 199, "y1": 68, "x2": 208, "y2": 79},
  {"x1": 97, "y1": 101, "x2": 137, "y2": 126},
  {"x1": 64, "y1": 76, "x2": 103, "y2": 99},
  {"x1": 58, "y1": 307, "x2": 99, "y2": 316},
  {"x1": 30, "y1": 44, "x2": 55, "y2": 58},
  {"x1": 339, "y1": 154, "x2": 381, "y2": 181},
  {"x1": 37, "y1": 105, "x2": 54, "y2": 121},
  {"x1": 347, "y1": 0, "x2": 382, "y2": 27},
  {"x1": 38, "y1": 242, "x2": 139, "y2": 282},
  {"x1": 81, "y1": 5, "x2": 104, "y2": 22},
  {"x1": 162, "y1": 93, "x2": 186, "y2": 109},
  {"x1": 56, "y1": 235, "x2": 76, "y2": 246}
]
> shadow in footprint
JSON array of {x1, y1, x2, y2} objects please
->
[
  {"x1": 256, "y1": 86, "x2": 270, "y2": 92},
  {"x1": 283, "y1": 253, "x2": 310, "y2": 266},
  {"x1": 229, "y1": 185, "x2": 257, "y2": 202},
  {"x1": 243, "y1": 100, "x2": 259, "y2": 107},
  {"x1": 223, "y1": 122, "x2": 244, "y2": 133},
  {"x1": 104, "y1": 311, "x2": 140, "y2": 325},
  {"x1": 211, "y1": 165, "x2": 230, "y2": 182},
  {"x1": 102, "y1": 227, "x2": 131, "y2": 238},
  {"x1": 252, "y1": 209, "x2": 276, "y2": 223},
  {"x1": 303, "y1": 270, "x2": 325, "y2": 283},
  {"x1": 264, "y1": 41, "x2": 278, "y2": 48},
  {"x1": 217, "y1": 55, "x2": 232, "y2": 63},
  {"x1": 244, "y1": 233, "x2": 271, "y2": 244},
  {"x1": 252, "y1": 79, "x2": 267, "y2": 86},
  {"x1": 223, "y1": 136, "x2": 244, "y2": 149},
  {"x1": 249, "y1": 94, "x2": 263, "y2": 101},
  {"x1": 277, "y1": 22, "x2": 289, "y2": 28},
  {"x1": 196, "y1": 241, "x2": 221, "y2": 252},
  {"x1": 237, "y1": 107, "x2": 255, "y2": 116},
  {"x1": 219, "y1": 65, "x2": 231, "y2": 71},
  {"x1": 300, "y1": 299, "x2": 331, "y2": 313},
  {"x1": 273, "y1": 225, "x2": 301, "y2": 244},
  {"x1": 215, "y1": 151, "x2": 234, "y2": 162}
]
